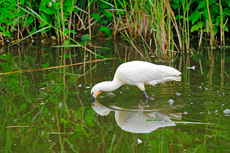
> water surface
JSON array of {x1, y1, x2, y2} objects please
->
[{"x1": 0, "y1": 40, "x2": 230, "y2": 152}]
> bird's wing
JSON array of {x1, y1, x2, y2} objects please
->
[{"x1": 117, "y1": 61, "x2": 180, "y2": 85}]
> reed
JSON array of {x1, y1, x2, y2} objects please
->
[{"x1": 0, "y1": 0, "x2": 229, "y2": 58}]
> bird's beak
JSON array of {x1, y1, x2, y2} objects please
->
[
  {"x1": 91, "y1": 95, "x2": 96, "y2": 103},
  {"x1": 91, "y1": 90, "x2": 102, "y2": 103}
]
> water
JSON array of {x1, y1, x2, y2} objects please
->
[{"x1": 0, "y1": 40, "x2": 230, "y2": 152}]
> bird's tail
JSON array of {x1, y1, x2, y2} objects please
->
[{"x1": 154, "y1": 75, "x2": 181, "y2": 84}]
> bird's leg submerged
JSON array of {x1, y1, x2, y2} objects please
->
[{"x1": 142, "y1": 90, "x2": 149, "y2": 99}]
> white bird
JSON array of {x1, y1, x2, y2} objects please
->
[{"x1": 91, "y1": 61, "x2": 181, "y2": 101}]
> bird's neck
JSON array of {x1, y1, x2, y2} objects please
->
[{"x1": 102, "y1": 79, "x2": 123, "y2": 91}]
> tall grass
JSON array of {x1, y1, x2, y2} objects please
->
[{"x1": 0, "y1": 0, "x2": 229, "y2": 58}]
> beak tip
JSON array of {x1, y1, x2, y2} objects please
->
[{"x1": 91, "y1": 95, "x2": 96, "y2": 103}]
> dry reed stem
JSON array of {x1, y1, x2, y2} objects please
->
[
  {"x1": 164, "y1": 0, "x2": 182, "y2": 50},
  {"x1": 61, "y1": 0, "x2": 65, "y2": 41},
  {"x1": 206, "y1": 0, "x2": 214, "y2": 48},
  {"x1": 88, "y1": 0, "x2": 91, "y2": 39},
  {"x1": 68, "y1": 0, "x2": 75, "y2": 37},
  {"x1": 198, "y1": 31, "x2": 203, "y2": 52},
  {"x1": 75, "y1": 12, "x2": 86, "y2": 30},
  {"x1": 6, "y1": 126, "x2": 30, "y2": 128},
  {"x1": 56, "y1": 111, "x2": 64, "y2": 152},
  {"x1": 47, "y1": 132, "x2": 74, "y2": 134},
  {"x1": 0, "y1": 58, "x2": 115, "y2": 76}
]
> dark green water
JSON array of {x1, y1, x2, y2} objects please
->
[{"x1": 0, "y1": 40, "x2": 230, "y2": 152}]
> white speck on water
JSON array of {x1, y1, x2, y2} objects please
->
[
  {"x1": 78, "y1": 84, "x2": 82, "y2": 87},
  {"x1": 200, "y1": 112, "x2": 203, "y2": 114},
  {"x1": 137, "y1": 139, "x2": 142, "y2": 144},
  {"x1": 40, "y1": 87, "x2": 45, "y2": 89},
  {"x1": 223, "y1": 109, "x2": 230, "y2": 114},
  {"x1": 40, "y1": 103, "x2": 44, "y2": 105},
  {"x1": 215, "y1": 110, "x2": 218, "y2": 113},
  {"x1": 187, "y1": 66, "x2": 196, "y2": 70},
  {"x1": 86, "y1": 86, "x2": 90, "y2": 89},
  {"x1": 184, "y1": 111, "x2": 187, "y2": 115},
  {"x1": 120, "y1": 91, "x2": 122, "y2": 94},
  {"x1": 222, "y1": 104, "x2": 224, "y2": 106},
  {"x1": 198, "y1": 86, "x2": 202, "y2": 89},
  {"x1": 176, "y1": 92, "x2": 181, "y2": 96},
  {"x1": 59, "y1": 103, "x2": 62, "y2": 108},
  {"x1": 168, "y1": 99, "x2": 174, "y2": 105},
  {"x1": 147, "y1": 105, "x2": 149, "y2": 107}
]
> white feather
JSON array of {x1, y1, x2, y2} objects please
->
[{"x1": 91, "y1": 61, "x2": 181, "y2": 98}]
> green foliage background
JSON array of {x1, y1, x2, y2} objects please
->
[{"x1": 1, "y1": 0, "x2": 230, "y2": 52}]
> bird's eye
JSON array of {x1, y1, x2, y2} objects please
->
[{"x1": 92, "y1": 92, "x2": 94, "y2": 95}]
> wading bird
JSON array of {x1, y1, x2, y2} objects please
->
[{"x1": 91, "y1": 61, "x2": 181, "y2": 102}]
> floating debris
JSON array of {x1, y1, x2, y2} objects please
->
[
  {"x1": 137, "y1": 139, "x2": 142, "y2": 144},
  {"x1": 168, "y1": 99, "x2": 174, "y2": 105},
  {"x1": 223, "y1": 109, "x2": 230, "y2": 114},
  {"x1": 187, "y1": 66, "x2": 196, "y2": 70}
]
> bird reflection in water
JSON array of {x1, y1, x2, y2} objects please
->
[{"x1": 92, "y1": 100, "x2": 181, "y2": 133}]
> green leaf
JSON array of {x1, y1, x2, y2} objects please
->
[
  {"x1": 2, "y1": 31, "x2": 11, "y2": 37},
  {"x1": 100, "y1": 3, "x2": 110, "y2": 9},
  {"x1": 175, "y1": 15, "x2": 182, "y2": 20},
  {"x1": 92, "y1": 13, "x2": 101, "y2": 20},
  {"x1": 224, "y1": 25, "x2": 229, "y2": 32},
  {"x1": 0, "y1": 26, "x2": 6, "y2": 31},
  {"x1": 101, "y1": 20, "x2": 108, "y2": 24},
  {"x1": 189, "y1": 10, "x2": 201, "y2": 22},
  {"x1": 104, "y1": 11, "x2": 113, "y2": 18},
  {"x1": 197, "y1": 21, "x2": 203, "y2": 29},
  {"x1": 64, "y1": 54, "x2": 70, "y2": 58},
  {"x1": 64, "y1": 40, "x2": 70, "y2": 45},
  {"x1": 191, "y1": 24, "x2": 198, "y2": 32},
  {"x1": 81, "y1": 34, "x2": 90, "y2": 41},
  {"x1": 197, "y1": 1, "x2": 205, "y2": 9},
  {"x1": 173, "y1": 0, "x2": 179, "y2": 4},
  {"x1": 20, "y1": 0, "x2": 25, "y2": 5},
  {"x1": 42, "y1": 62, "x2": 50, "y2": 68},
  {"x1": 42, "y1": 8, "x2": 53, "y2": 15},
  {"x1": 209, "y1": 0, "x2": 216, "y2": 5},
  {"x1": 21, "y1": 103, "x2": 27, "y2": 110},
  {"x1": 181, "y1": 0, "x2": 186, "y2": 4},
  {"x1": 210, "y1": 3, "x2": 219, "y2": 13},
  {"x1": 41, "y1": 12, "x2": 48, "y2": 22},
  {"x1": 172, "y1": 3, "x2": 179, "y2": 9},
  {"x1": 224, "y1": 8, "x2": 230, "y2": 16},
  {"x1": 228, "y1": 1, "x2": 230, "y2": 8},
  {"x1": 99, "y1": 26, "x2": 111, "y2": 37},
  {"x1": 24, "y1": 16, "x2": 34, "y2": 26},
  {"x1": 70, "y1": 30, "x2": 76, "y2": 34}
]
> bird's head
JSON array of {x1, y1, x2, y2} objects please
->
[{"x1": 91, "y1": 83, "x2": 103, "y2": 102}]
